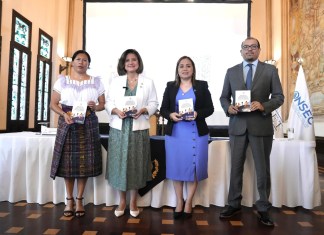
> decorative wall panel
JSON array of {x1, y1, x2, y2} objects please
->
[{"x1": 289, "y1": 0, "x2": 324, "y2": 116}]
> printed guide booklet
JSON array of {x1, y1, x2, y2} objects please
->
[
  {"x1": 178, "y1": 98, "x2": 195, "y2": 119},
  {"x1": 235, "y1": 90, "x2": 251, "y2": 112},
  {"x1": 72, "y1": 101, "x2": 88, "y2": 124},
  {"x1": 123, "y1": 96, "x2": 137, "y2": 117}
]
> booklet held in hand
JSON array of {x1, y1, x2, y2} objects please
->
[
  {"x1": 179, "y1": 98, "x2": 195, "y2": 119},
  {"x1": 235, "y1": 90, "x2": 251, "y2": 112},
  {"x1": 72, "y1": 101, "x2": 87, "y2": 124},
  {"x1": 123, "y1": 96, "x2": 137, "y2": 117}
]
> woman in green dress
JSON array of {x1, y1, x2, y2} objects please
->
[{"x1": 105, "y1": 49, "x2": 159, "y2": 217}]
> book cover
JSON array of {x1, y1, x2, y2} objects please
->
[
  {"x1": 235, "y1": 90, "x2": 251, "y2": 112},
  {"x1": 123, "y1": 96, "x2": 137, "y2": 117},
  {"x1": 71, "y1": 101, "x2": 87, "y2": 124},
  {"x1": 178, "y1": 98, "x2": 194, "y2": 119}
]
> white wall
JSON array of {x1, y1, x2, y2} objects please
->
[{"x1": 85, "y1": 2, "x2": 248, "y2": 126}]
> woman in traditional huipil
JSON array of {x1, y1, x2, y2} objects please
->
[
  {"x1": 50, "y1": 50, "x2": 105, "y2": 217},
  {"x1": 106, "y1": 49, "x2": 158, "y2": 218},
  {"x1": 160, "y1": 56, "x2": 214, "y2": 219}
]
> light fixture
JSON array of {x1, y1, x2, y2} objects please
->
[
  {"x1": 59, "y1": 56, "x2": 72, "y2": 74},
  {"x1": 264, "y1": 59, "x2": 277, "y2": 65}
]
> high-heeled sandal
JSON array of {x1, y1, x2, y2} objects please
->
[
  {"x1": 75, "y1": 197, "x2": 85, "y2": 218},
  {"x1": 63, "y1": 197, "x2": 74, "y2": 217}
]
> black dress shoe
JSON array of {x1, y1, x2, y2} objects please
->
[
  {"x1": 258, "y1": 211, "x2": 274, "y2": 227},
  {"x1": 219, "y1": 206, "x2": 241, "y2": 219}
]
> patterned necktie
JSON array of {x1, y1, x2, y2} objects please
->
[{"x1": 246, "y1": 64, "x2": 253, "y2": 89}]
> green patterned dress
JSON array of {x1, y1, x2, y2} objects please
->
[{"x1": 106, "y1": 84, "x2": 152, "y2": 191}]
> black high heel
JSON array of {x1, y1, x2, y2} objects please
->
[
  {"x1": 63, "y1": 197, "x2": 74, "y2": 217},
  {"x1": 75, "y1": 197, "x2": 85, "y2": 218},
  {"x1": 173, "y1": 199, "x2": 184, "y2": 220},
  {"x1": 183, "y1": 201, "x2": 193, "y2": 219},
  {"x1": 173, "y1": 211, "x2": 183, "y2": 220},
  {"x1": 183, "y1": 212, "x2": 192, "y2": 219}
]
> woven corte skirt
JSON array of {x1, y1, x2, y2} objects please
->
[{"x1": 51, "y1": 112, "x2": 102, "y2": 179}]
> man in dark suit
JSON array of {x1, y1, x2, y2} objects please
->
[{"x1": 219, "y1": 37, "x2": 284, "y2": 226}]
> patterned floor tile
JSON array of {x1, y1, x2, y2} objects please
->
[
  {"x1": 27, "y1": 213, "x2": 41, "y2": 219},
  {"x1": 102, "y1": 206, "x2": 114, "y2": 211},
  {"x1": 127, "y1": 218, "x2": 140, "y2": 224},
  {"x1": 298, "y1": 221, "x2": 313, "y2": 227},
  {"x1": 162, "y1": 208, "x2": 173, "y2": 213},
  {"x1": 196, "y1": 220, "x2": 209, "y2": 226},
  {"x1": 162, "y1": 219, "x2": 174, "y2": 224},
  {"x1": 14, "y1": 202, "x2": 27, "y2": 207},
  {"x1": 283, "y1": 210, "x2": 296, "y2": 215},
  {"x1": 0, "y1": 212, "x2": 9, "y2": 217},
  {"x1": 43, "y1": 228, "x2": 60, "y2": 235},
  {"x1": 43, "y1": 204, "x2": 55, "y2": 208},
  {"x1": 230, "y1": 220, "x2": 244, "y2": 226},
  {"x1": 93, "y1": 217, "x2": 106, "y2": 222},
  {"x1": 5, "y1": 227, "x2": 24, "y2": 233},
  {"x1": 82, "y1": 231, "x2": 98, "y2": 235}
]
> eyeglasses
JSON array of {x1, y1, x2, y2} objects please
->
[{"x1": 242, "y1": 44, "x2": 259, "y2": 50}]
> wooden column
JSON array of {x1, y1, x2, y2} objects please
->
[
  {"x1": 265, "y1": 0, "x2": 273, "y2": 60},
  {"x1": 281, "y1": 0, "x2": 290, "y2": 121},
  {"x1": 67, "y1": 0, "x2": 75, "y2": 58}
]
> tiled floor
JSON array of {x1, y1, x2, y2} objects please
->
[{"x1": 0, "y1": 172, "x2": 323, "y2": 235}]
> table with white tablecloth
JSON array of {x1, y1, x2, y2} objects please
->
[{"x1": 0, "y1": 132, "x2": 321, "y2": 209}]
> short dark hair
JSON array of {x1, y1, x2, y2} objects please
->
[
  {"x1": 117, "y1": 49, "x2": 144, "y2": 75},
  {"x1": 174, "y1": 56, "x2": 196, "y2": 86},
  {"x1": 241, "y1": 37, "x2": 260, "y2": 48},
  {"x1": 71, "y1": 50, "x2": 91, "y2": 63}
]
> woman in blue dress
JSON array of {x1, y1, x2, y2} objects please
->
[{"x1": 160, "y1": 56, "x2": 214, "y2": 219}]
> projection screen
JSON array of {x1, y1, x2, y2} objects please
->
[{"x1": 85, "y1": 1, "x2": 249, "y2": 125}]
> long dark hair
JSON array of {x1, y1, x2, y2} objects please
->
[
  {"x1": 174, "y1": 56, "x2": 196, "y2": 86},
  {"x1": 117, "y1": 49, "x2": 144, "y2": 75}
]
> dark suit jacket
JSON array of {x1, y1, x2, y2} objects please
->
[
  {"x1": 219, "y1": 61, "x2": 284, "y2": 136},
  {"x1": 160, "y1": 80, "x2": 214, "y2": 136}
]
